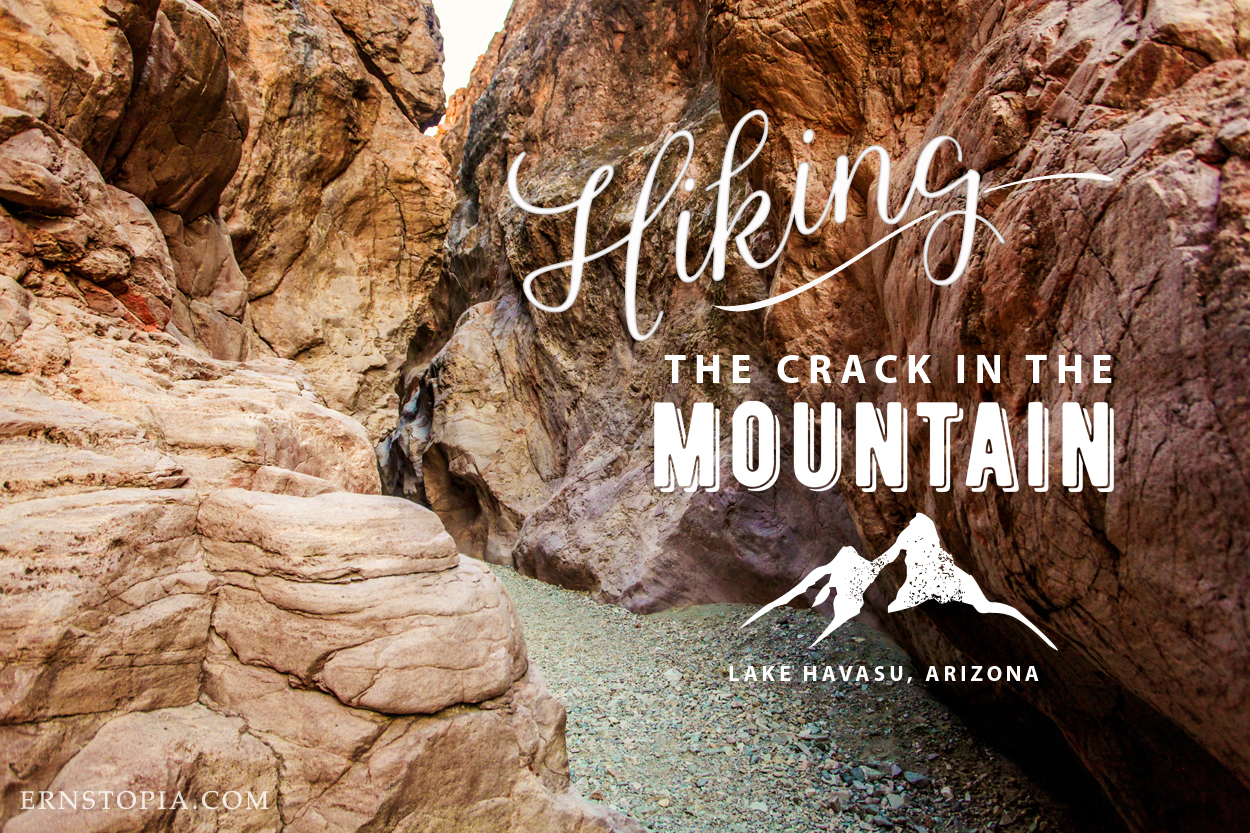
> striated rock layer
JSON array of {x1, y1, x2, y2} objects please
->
[
  {"x1": 0, "y1": 295, "x2": 635, "y2": 832},
  {"x1": 0, "y1": 1, "x2": 640, "y2": 831},
  {"x1": 394, "y1": 0, "x2": 1250, "y2": 829}
]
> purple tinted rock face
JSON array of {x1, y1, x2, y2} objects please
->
[{"x1": 706, "y1": 1, "x2": 1250, "y2": 830}]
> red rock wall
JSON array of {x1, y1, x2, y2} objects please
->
[
  {"x1": 703, "y1": 1, "x2": 1250, "y2": 828},
  {"x1": 407, "y1": 0, "x2": 1250, "y2": 829},
  {"x1": 379, "y1": 0, "x2": 866, "y2": 611}
]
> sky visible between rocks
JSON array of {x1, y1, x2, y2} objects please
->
[{"x1": 436, "y1": 0, "x2": 515, "y2": 97}]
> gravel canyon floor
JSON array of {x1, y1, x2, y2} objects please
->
[{"x1": 494, "y1": 567, "x2": 1117, "y2": 833}]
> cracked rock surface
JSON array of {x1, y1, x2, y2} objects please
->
[
  {"x1": 377, "y1": 0, "x2": 865, "y2": 614},
  {"x1": 211, "y1": 0, "x2": 456, "y2": 438}
]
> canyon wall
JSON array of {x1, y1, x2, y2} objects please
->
[
  {"x1": 211, "y1": 0, "x2": 457, "y2": 439},
  {"x1": 378, "y1": 0, "x2": 864, "y2": 611},
  {"x1": 705, "y1": 1, "x2": 1250, "y2": 829},
  {"x1": 0, "y1": 1, "x2": 637, "y2": 830},
  {"x1": 396, "y1": 0, "x2": 1250, "y2": 830}
]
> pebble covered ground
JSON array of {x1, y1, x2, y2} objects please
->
[{"x1": 493, "y1": 565, "x2": 1114, "y2": 833}]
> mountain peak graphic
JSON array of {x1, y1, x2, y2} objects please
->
[{"x1": 742, "y1": 514, "x2": 1057, "y2": 650}]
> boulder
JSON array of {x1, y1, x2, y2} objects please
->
[
  {"x1": 102, "y1": 0, "x2": 248, "y2": 221},
  {"x1": 4, "y1": 705, "x2": 281, "y2": 833}
]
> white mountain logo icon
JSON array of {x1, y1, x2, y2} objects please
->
[{"x1": 743, "y1": 514, "x2": 1057, "y2": 650}]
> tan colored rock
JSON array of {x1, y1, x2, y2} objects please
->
[
  {"x1": 391, "y1": 299, "x2": 559, "y2": 564},
  {"x1": 212, "y1": 556, "x2": 526, "y2": 714},
  {"x1": 157, "y1": 211, "x2": 248, "y2": 316},
  {"x1": 275, "y1": 677, "x2": 629, "y2": 833},
  {"x1": 1, "y1": 0, "x2": 253, "y2": 355},
  {"x1": 0, "y1": 299, "x2": 381, "y2": 495},
  {"x1": 241, "y1": 104, "x2": 455, "y2": 438},
  {"x1": 0, "y1": 1, "x2": 638, "y2": 830},
  {"x1": 0, "y1": 0, "x2": 153, "y2": 162},
  {"x1": 0, "y1": 294, "x2": 639, "y2": 832},
  {"x1": 0, "y1": 121, "x2": 177, "y2": 330},
  {"x1": 0, "y1": 272, "x2": 32, "y2": 348},
  {"x1": 0, "y1": 440, "x2": 187, "y2": 500},
  {"x1": 0, "y1": 488, "x2": 208, "y2": 724},
  {"x1": 320, "y1": 0, "x2": 446, "y2": 130},
  {"x1": 202, "y1": 647, "x2": 639, "y2": 833},
  {"x1": 198, "y1": 487, "x2": 457, "y2": 580},
  {"x1": 0, "y1": 384, "x2": 146, "y2": 448},
  {"x1": 103, "y1": 0, "x2": 247, "y2": 221},
  {"x1": 157, "y1": 208, "x2": 252, "y2": 360},
  {"x1": 4, "y1": 705, "x2": 281, "y2": 833},
  {"x1": 246, "y1": 465, "x2": 342, "y2": 497},
  {"x1": 206, "y1": 0, "x2": 455, "y2": 438},
  {"x1": 0, "y1": 713, "x2": 112, "y2": 824},
  {"x1": 200, "y1": 641, "x2": 388, "y2": 819}
]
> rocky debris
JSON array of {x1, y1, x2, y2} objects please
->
[
  {"x1": 378, "y1": 0, "x2": 864, "y2": 612},
  {"x1": 495, "y1": 565, "x2": 1115, "y2": 833},
  {"x1": 209, "y1": 0, "x2": 456, "y2": 438}
]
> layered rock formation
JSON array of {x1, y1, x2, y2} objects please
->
[
  {"x1": 378, "y1": 0, "x2": 864, "y2": 610},
  {"x1": 390, "y1": 0, "x2": 1250, "y2": 829},
  {"x1": 0, "y1": 1, "x2": 637, "y2": 830}
]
